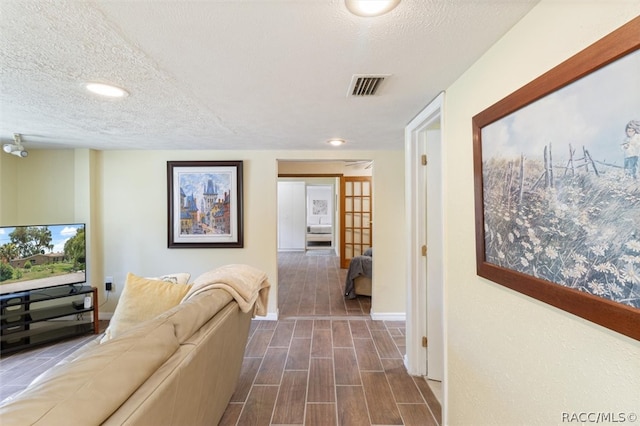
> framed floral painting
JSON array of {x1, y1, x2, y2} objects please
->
[{"x1": 473, "y1": 17, "x2": 640, "y2": 340}]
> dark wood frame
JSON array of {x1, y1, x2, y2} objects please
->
[
  {"x1": 167, "y1": 160, "x2": 243, "y2": 248},
  {"x1": 472, "y1": 17, "x2": 640, "y2": 340}
]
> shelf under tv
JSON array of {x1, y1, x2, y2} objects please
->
[{"x1": 0, "y1": 285, "x2": 99, "y2": 354}]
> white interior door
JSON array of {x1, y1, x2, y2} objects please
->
[
  {"x1": 424, "y1": 127, "x2": 444, "y2": 381},
  {"x1": 277, "y1": 181, "x2": 306, "y2": 250}
]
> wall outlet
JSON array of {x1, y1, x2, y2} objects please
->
[{"x1": 105, "y1": 276, "x2": 113, "y2": 292}]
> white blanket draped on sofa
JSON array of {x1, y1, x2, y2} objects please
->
[{"x1": 183, "y1": 264, "x2": 271, "y2": 317}]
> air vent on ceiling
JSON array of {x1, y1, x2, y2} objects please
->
[{"x1": 348, "y1": 74, "x2": 390, "y2": 97}]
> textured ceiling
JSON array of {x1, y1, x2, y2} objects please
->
[{"x1": 0, "y1": 0, "x2": 539, "y2": 151}]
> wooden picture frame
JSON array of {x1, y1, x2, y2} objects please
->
[
  {"x1": 167, "y1": 161, "x2": 243, "y2": 248},
  {"x1": 472, "y1": 17, "x2": 640, "y2": 340}
]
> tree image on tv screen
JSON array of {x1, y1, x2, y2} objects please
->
[
  {"x1": 9, "y1": 226, "x2": 53, "y2": 258},
  {"x1": 0, "y1": 225, "x2": 85, "y2": 284}
]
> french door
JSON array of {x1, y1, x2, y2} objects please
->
[{"x1": 340, "y1": 176, "x2": 372, "y2": 269}]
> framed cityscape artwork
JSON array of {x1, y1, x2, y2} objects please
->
[{"x1": 167, "y1": 161, "x2": 243, "y2": 248}]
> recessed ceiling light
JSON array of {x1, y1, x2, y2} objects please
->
[
  {"x1": 327, "y1": 139, "x2": 346, "y2": 146},
  {"x1": 85, "y1": 82, "x2": 129, "y2": 98},
  {"x1": 345, "y1": 0, "x2": 400, "y2": 17}
]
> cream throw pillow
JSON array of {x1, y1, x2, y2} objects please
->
[{"x1": 101, "y1": 273, "x2": 190, "y2": 342}]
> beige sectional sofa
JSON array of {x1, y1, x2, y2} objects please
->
[{"x1": 0, "y1": 287, "x2": 253, "y2": 425}]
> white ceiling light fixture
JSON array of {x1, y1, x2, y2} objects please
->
[
  {"x1": 327, "y1": 138, "x2": 346, "y2": 146},
  {"x1": 3, "y1": 133, "x2": 28, "y2": 157},
  {"x1": 85, "y1": 82, "x2": 129, "y2": 98},
  {"x1": 345, "y1": 0, "x2": 400, "y2": 17}
]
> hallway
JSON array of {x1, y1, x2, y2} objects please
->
[
  {"x1": 218, "y1": 251, "x2": 441, "y2": 425},
  {"x1": 278, "y1": 251, "x2": 370, "y2": 317}
]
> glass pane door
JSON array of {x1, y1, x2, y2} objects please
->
[{"x1": 341, "y1": 177, "x2": 372, "y2": 268}]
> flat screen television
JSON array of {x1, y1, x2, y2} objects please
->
[{"x1": 0, "y1": 223, "x2": 86, "y2": 294}]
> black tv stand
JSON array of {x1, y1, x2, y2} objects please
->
[{"x1": 1, "y1": 285, "x2": 99, "y2": 354}]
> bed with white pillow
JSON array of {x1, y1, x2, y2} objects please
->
[{"x1": 306, "y1": 224, "x2": 333, "y2": 243}]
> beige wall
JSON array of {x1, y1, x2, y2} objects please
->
[
  {"x1": 0, "y1": 150, "x2": 76, "y2": 224},
  {"x1": 1, "y1": 149, "x2": 405, "y2": 318},
  {"x1": 278, "y1": 160, "x2": 373, "y2": 176},
  {"x1": 0, "y1": 154, "x2": 18, "y2": 223},
  {"x1": 443, "y1": 2, "x2": 640, "y2": 424},
  {"x1": 104, "y1": 150, "x2": 405, "y2": 316}
]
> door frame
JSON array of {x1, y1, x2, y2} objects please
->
[
  {"x1": 278, "y1": 173, "x2": 341, "y2": 254},
  {"x1": 405, "y1": 92, "x2": 447, "y2": 409},
  {"x1": 305, "y1": 183, "x2": 336, "y2": 251}
]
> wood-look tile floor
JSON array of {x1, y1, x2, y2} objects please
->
[
  {"x1": 0, "y1": 321, "x2": 110, "y2": 402},
  {"x1": 218, "y1": 251, "x2": 441, "y2": 426},
  {"x1": 278, "y1": 250, "x2": 371, "y2": 317},
  {"x1": 0, "y1": 252, "x2": 441, "y2": 425},
  {"x1": 220, "y1": 317, "x2": 441, "y2": 426}
]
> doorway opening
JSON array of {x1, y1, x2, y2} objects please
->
[{"x1": 276, "y1": 160, "x2": 373, "y2": 317}]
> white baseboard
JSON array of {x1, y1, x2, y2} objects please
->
[
  {"x1": 370, "y1": 312, "x2": 406, "y2": 322},
  {"x1": 258, "y1": 310, "x2": 279, "y2": 321}
]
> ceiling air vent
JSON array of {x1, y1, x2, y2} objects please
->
[{"x1": 348, "y1": 74, "x2": 390, "y2": 97}]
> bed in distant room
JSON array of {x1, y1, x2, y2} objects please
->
[
  {"x1": 344, "y1": 248, "x2": 372, "y2": 299},
  {"x1": 306, "y1": 224, "x2": 332, "y2": 247}
]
